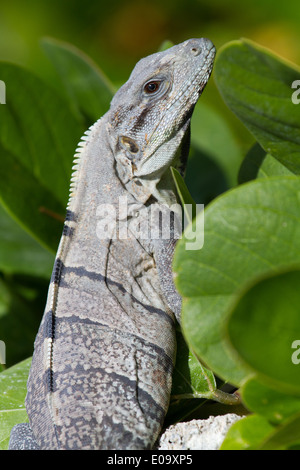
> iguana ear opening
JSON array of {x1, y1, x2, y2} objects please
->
[{"x1": 119, "y1": 136, "x2": 140, "y2": 155}]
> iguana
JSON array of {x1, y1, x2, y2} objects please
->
[{"x1": 9, "y1": 38, "x2": 215, "y2": 450}]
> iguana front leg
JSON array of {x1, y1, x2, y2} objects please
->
[{"x1": 9, "y1": 38, "x2": 215, "y2": 450}]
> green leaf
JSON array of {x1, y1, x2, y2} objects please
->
[
  {"x1": 158, "y1": 40, "x2": 174, "y2": 52},
  {"x1": 171, "y1": 167, "x2": 196, "y2": 208},
  {"x1": 174, "y1": 176, "x2": 300, "y2": 386},
  {"x1": 169, "y1": 330, "x2": 238, "y2": 425},
  {"x1": 171, "y1": 330, "x2": 216, "y2": 399},
  {"x1": 171, "y1": 167, "x2": 197, "y2": 225},
  {"x1": 220, "y1": 414, "x2": 274, "y2": 450},
  {"x1": 222, "y1": 409, "x2": 300, "y2": 450},
  {"x1": 238, "y1": 143, "x2": 267, "y2": 183},
  {"x1": 238, "y1": 143, "x2": 294, "y2": 184},
  {"x1": 0, "y1": 62, "x2": 83, "y2": 205},
  {"x1": 214, "y1": 39, "x2": 300, "y2": 174},
  {"x1": 190, "y1": 101, "x2": 243, "y2": 187},
  {"x1": 241, "y1": 377, "x2": 300, "y2": 424},
  {"x1": 0, "y1": 145, "x2": 65, "y2": 252},
  {"x1": 0, "y1": 204, "x2": 54, "y2": 278},
  {"x1": 258, "y1": 153, "x2": 295, "y2": 179},
  {"x1": 226, "y1": 268, "x2": 300, "y2": 395},
  {"x1": 185, "y1": 145, "x2": 228, "y2": 205},
  {"x1": 0, "y1": 358, "x2": 31, "y2": 450},
  {"x1": 0, "y1": 277, "x2": 47, "y2": 367},
  {"x1": 42, "y1": 37, "x2": 115, "y2": 123},
  {"x1": 0, "y1": 61, "x2": 83, "y2": 251},
  {"x1": 259, "y1": 412, "x2": 300, "y2": 450}
]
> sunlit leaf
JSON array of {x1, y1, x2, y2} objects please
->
[
  {"x1": 214, "y1": 39, "x2": 300, "y2": 173},
  {"x1": 241, "y1": 377, "x2": 300, "y2": 424},
  {"x1": 0, "y1": 358, "x2": 31, "y2": 450},
  {"x1": 174, "y1": 177, "x2": 300, "y2": 386},
  {"x1": 220, "y1": 414, "x2": 274, "y2": 450},
  {"x1": 226, "y1": 268, "x2": 300, "y2": 395}
]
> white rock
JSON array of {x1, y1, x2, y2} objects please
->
[{"x1": 158, "y1": 413, "x2": 242, "y2": 450}]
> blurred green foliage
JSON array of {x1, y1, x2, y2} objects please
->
[
  {"x1": 1, "y1": 0, "x2": 299, "y2": 164},
  {"x1": 1, "y1": 0, "x2": 300, "y2": 69}
]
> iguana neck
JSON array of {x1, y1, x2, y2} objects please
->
[
  {"x1": 108, "y1": 118, "x2": 190, "y2": 209},
  {"x1": 63, "y1": 114, "x2": 184, "y2": 267},
  {"x1": 52, "y1": 119, "x2": 119, "y2": 281}
]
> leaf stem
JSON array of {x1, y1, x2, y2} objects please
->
[
  {"x1": 211, "y1": 389, "x2": 241, "y2": 405},
  {"x1": 172, "y1": 389, "x2": 241, "y2": 405}
]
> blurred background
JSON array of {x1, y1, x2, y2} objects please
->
[
  {"x1": 1, "y1": 0, "x2": 299, "y2": 169},
  {"x1": 1, "y1": 0, "x2": 299, "y2": 84}
]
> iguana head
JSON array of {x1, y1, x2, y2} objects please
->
[{"x1": 107, "y1": 38, "x2": 215, "y2": 202}]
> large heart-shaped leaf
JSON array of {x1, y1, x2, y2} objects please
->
[
  {"x1": 214, "y1": 39, "x2": 300, "y2": 174},
  {"x1": 238, "y1": 143, "x2": 294, "y2": 184},
  {"x1": 240, "y1": 377, "x2": 300, "y2": 424},
  {"x1": 259, "y1": 412, "x2": 300, "y2": 450},
  {"x1": 225, "y1": 268, "x2": 300, "y2": 395},
  {"x1": 221, "y1": 411, "x2": 300, "y2": 450},
  {"x1": 220, "y1": 414, "x2": 274, "y2": 450},
  {"x1": 174, "y1": 176, "x2": 300, "y2": 386}
]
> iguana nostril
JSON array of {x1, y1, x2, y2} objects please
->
[{"x1": 191, "y1": 47, "x2": 202, "y2": 56}]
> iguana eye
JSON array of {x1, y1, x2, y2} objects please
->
[{"x1": 144, "y1": 80, "x2": 161, "y2": 94}]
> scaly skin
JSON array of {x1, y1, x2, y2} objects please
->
[{"x1": 9, "y1": 38, "x2": 215, "y2": 450}]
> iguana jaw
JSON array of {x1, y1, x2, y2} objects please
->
[{"x1": 111, "y1": 118, "x2": 190, "y2": 206}]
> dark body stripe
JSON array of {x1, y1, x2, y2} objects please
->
[
  {"x1": 44, "y1": 365, "x2": 166, "y2": 421},
  {"x1": 58, "y1": 264, "x2": 175, "y2": 327}
]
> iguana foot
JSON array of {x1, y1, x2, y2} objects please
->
[{"x1": 9, "y1": 423, "x2": 40, "y2": 450}]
